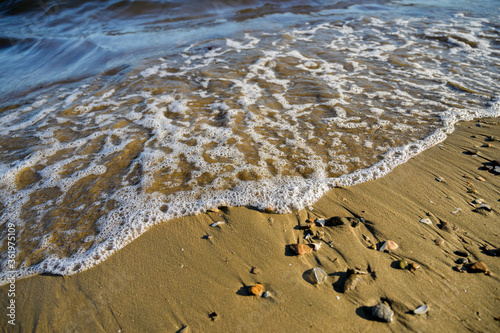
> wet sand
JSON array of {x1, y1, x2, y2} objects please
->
[{"x1": 1, "y1": 118, "x2": 499, "y2": 332}]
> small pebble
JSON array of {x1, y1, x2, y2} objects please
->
[
  {"x1": 262, "y1": 291, "x2": 271, "y2": 298},
  {"x1": 379, "y1": 240, "x2": 399, "y2": 252},
  {"x1": 409, "y1": 262, "x2": 420, "y2": 271},
  {"x1": 413, "y1": 304, "x2": 429, "y2": 315},
  {"x1": 468, "y1": 262, "x2": 488, "y2": 273},
  {"x1": 419, "y1": 218, "x2": 432, "y2": 225},
  {"x1": 306, "y1": 267, "x2": 328, "y2": 285},
  {"x1": 399, "y1": 258, "x2": 408, "y2": 270},
  {"x1": 249, "y1": 284, "x2": 264, "y2": 296},
  {"x1": 456, "y1": 258, "x2": 468, "y2": 265},
  {"x1": 454, "y1": 250, "x2": 469, "y2": 257},
  {"x1": 434, "y1": 238, "x2": 444, "y2": 246},
  {"x1": 372, "y1": 303, "x2": 394, "y2": 323},
  {"x1": 251, "y1": 266, "x2": 261, "y2": 275},
  {"x1": 289, "y1": 243, "x2": 314, "y2": 255},
  {"x1": 344, "y1": 269, "x2": 363, "y2": 292}
]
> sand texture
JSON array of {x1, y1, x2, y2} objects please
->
[{"x1": 1, "y1": 118, "x2": 499, "y2": 332}]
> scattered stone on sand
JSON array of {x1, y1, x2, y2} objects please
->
[
  {"x1": 399, "y1": 258, "x2": 408, "y2": 270},
  {"x1": 435, "y1": 176, "x2": 445, "y2": 182},
  {"x1": 179, "y1": 325, "x2": 190, "y2": 333},
  {"x1": 290, "y1": 243, "x2": 314, "y2": 255},
  {"x1": 208, "y1": 312, "x2": 218, "y2": 321},
  {"x1": 485, "y1": 135, "x2": 497, "y2": 141},
  {"x1": 465, "y1": 148, "x2": 479, "y2": 155},
  {"x1": 325, "y1": 216, "x2": 349, "y2": 226},
  {"x1": 207, "y1": 208, "x2": 221, "y2": 213},
  {"x1": 419, "y1": 218, "x2": 432, "y2": 225},
  {"x1": 454, "y1": 250, "x2": 469, "y2": 257},
  {"x1": 298, "y1": 221, "x2": 315, "y2": 230},
  {"x1": 468, "y1": 262, "x2": 489, "y2": 274},
  {"x1": 434, "y1": 238, "x2": 444, "y2": 246},
  {"x1": 379, "y1": 240, "x2": 399, "y2": 252},
  {"x1": 372, "y1": 303, "x2": 394, "y2": 323},
  {"x1": 306, "y1": 267, "x2": 327, "y2": 285},
  {"x1": 476, "y1": 176, "x2": 486, "y2": 182},
  {"x1": 466, "y1": 182, "x2": 477, "y2": 194},
  {"x1": 409, "y1": 262, "x2": 420, "y2": 271},
  {"x1": 368, "y1": 264, "x2": 377, "y2": 279},
  {"x1": 315, "y1": 218, "x2": 326, "y2": 227},
  {"x1": 363, "y1": 235, "x2": 374, "y2": 247},
  {"x1": 250, "y1": 266, "x2": 261, "y2": 275},
  {"x1": 343, "y1": 269, "x2": 363, "y2": 292},
  {"x1": 473, "y1": 204, "x2": 492, "y2": 215},
  {"x1": 438, "y1": 221, "x2": 459, "y2": 233},
  {"x1": 263, "y1": 206, "x2": 276, "y2": 213},
  {"x1": 210, "y1": 221, "x2": 225, "y2": 227},
  {"x1": 482, "y1": 245, "x2": 499, "y2": 256},
  {"x1": 350, "y1": 218, "x2": 362, "y2": 228},
  {"x1": 456, "y1": 258, "x2": 468, "y2": 265},
  {"x1": 413, "y1": 304, "x2": 429, "y2": 315},
  {"x1": 262, "y1": 291, "x2": 271, "y2": 298},
  {"x1": 310, "y1": 242, "x2": 322, "y2": 251},
  {"x1": 249, "y1": 283, "x2": 264, "y2": 296}
]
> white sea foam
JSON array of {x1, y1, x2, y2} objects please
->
[{"x1": 0, "y1": 13, "x2": 499, "y2": 284}]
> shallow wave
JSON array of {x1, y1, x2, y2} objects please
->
[{"x1": 0, "y1": 12, "x2": 499, "y2": 284}]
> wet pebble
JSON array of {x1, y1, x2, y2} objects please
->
[
  {"x1": 399, "y1": 258, "x2": 408, "y2": 270},
  {"x1": 372, "y1": 303, "x2": 394, "y2": 323},
  {"x1": 456, "y1": 258, "x2": 468, "y2": 265}
]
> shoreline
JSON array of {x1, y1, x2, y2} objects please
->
[{"x1": 1, "y1": 117, "x2": 499, "y2": 332}]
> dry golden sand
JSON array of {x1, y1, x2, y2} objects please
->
[{"x1": 1, "y1": 118, "x2": 499, "y2": 332}]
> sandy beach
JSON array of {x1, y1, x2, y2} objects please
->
[{"x1": 1, "y1": 117, "x2": 499, "y2": 332}]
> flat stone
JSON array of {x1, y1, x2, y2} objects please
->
[
  {"x1": 290, "y1": 243, "x2": 314, "y2": 255},
  {"x1": 468, "y1": 262, "x2": 488, "y2": 273}
]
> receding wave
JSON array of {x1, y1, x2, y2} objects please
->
[{"x1": 0, "y1": 11, "x2": 499, "y2": 284}]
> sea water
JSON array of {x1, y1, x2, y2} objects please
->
[{"x1": 0, "y1": 0, "x2": 499, "y2": 284}]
